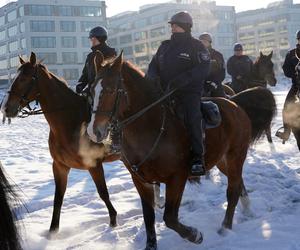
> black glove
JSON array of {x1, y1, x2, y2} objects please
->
[{"x1": 76, "y1": 82, "x2": 86, "y2": 94}]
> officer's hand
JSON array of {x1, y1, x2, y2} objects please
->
[
  {"x1": 76, "y1": 83, "x2": 86, "y2": 94},
  {"x1": 236, "y1": 75, "x2": 242, "y2": 80}
]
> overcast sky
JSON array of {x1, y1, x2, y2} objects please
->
[{"x1": 0, "y1": 0, "x2": 300, "y2": 16}]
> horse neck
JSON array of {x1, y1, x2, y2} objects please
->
[
  {"x1": 37, "y1": 68, "x2": 86, "y2": 133},
  {"x1": 251, "y1": 61, "x2": 263, "y2": 81}
]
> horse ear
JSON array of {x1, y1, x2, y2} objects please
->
[
  {"x1": 111, "y1": 51, "x2": 123, "y2": 72},
  {"x1": 260, "y1": 51, "x2": 264, "y2": 57},
  {"x1": 19, "y1": 55, "x2": 25, "y2": 65},
  {"x1": 29, "y1": 52, "x2": 37, "y2": 66},
  {"x1": 268, "y1": 51, "x2": 273, "y2": 59},
  {"x1": 94, "y1": 50, "x2": 104, "y2": 74}
]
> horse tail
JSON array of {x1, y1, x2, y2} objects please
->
[
  {"x1": 0, "y1": 162, "x2": 22, "y2": 250},
  {"x1": 231, "y1": 87, "x2": 277, "y2": 143}
]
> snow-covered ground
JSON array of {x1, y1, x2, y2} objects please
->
[{"x1": 1, "y1": 85, "x2": 300, "y2": 250}]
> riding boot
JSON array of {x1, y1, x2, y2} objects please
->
[{"x1": 110, "y1": 127, "x2": 122, "y2": 154}]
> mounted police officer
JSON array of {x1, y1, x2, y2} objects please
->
[
  {"x1": 227, "y1": 43, "x2": 253, "y2": 93},
  {"x1": 276, "y1": 30, "x2": 300, "y2": 143},
  {"x1": 147, "y1": 11, "x2": 210, "y2": 176},
  {"x1": 199, "y1": 32, "x2": 226, "y2": 97},
  {"x1": 76, "y1": 26, "x2": 116, "y2": 95}
]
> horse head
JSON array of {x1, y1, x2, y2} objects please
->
[
  {"x1": 87, "y1": 51, "x2": 127, "y2": 143},
  {"x1": 255, "y1": 51, "x2": 277, "y2": 87},
  {"x1": 1, "y1": 52, "x2": 40, "y2": 118}
]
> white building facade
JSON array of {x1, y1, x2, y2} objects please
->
[
  {"x1": 0, "y1": 0, "x2": 107, "y2": 83},
  {"x1": 236, "y1": 0, "x2": 300, "y2": 72},
  {"x1": 108, "y1": 1, "x2": 236, "y2": 71}
]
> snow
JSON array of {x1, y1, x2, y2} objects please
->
[{"x1": 1, "y1": 84, "x2": 300, "y2": 250}]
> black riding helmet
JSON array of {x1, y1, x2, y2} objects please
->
[
  {"x1": 168, "y1": 11, "x2": 193, "y2": 32},
  {"x1": 296, "y1": 30, "x2": 300, "y2": 40},
  {"x1": 89, "y1": 26, "x2": 108, "y2": 42}
]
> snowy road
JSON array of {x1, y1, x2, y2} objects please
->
[{"x1": 0, "y1": 87, "x2": 300, "y2": 250}]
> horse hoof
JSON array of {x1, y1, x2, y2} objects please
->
[
  {"x1": 217, "y1": 226, "x2": 230, "y2": 236},
  {"x1": 144, "y1": 241, "x2": 157, "y2": 250},
  {"x1": 110, "y1": 217, "x2": 117, "y2": 228},
  {"x1": 189, "y1": 228, "x2": 203, "y2": 244}
]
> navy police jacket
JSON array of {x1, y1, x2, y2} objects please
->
[
  {"x1": 147, "y1": 32, "x2": 210, "y2": 94},
  {"x1": 78, "y1": 43, "x2": 116, "y2": 88},
  {"x1": 282, "y1": 45, "x2": 300, "y2": 85}
]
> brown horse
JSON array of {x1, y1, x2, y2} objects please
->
[
  {"x1": 224, "y1": 51, "x2": 277, "y2": 143},
  {"x1": 1, "y1": 53, "x2": 119, "y2": 233},
  {"x1": 89, "y1": 52, "x2": 276, "y2": 250}
]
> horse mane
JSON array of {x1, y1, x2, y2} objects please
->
[{"x1": 122, "y1": 61, "x2": 160, "y2": 101}]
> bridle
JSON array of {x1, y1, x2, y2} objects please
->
[
  {"x1": 5, "y1": 65, "x2": 43, "y2": 118},
  {"x1": 91, "y1": 73, "x2": 178, "y2": 181}
]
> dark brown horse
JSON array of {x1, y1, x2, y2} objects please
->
[
  {"x1": 89, "y1": 52, "x2": 276, "y2": 249},
  {"x1": 1, "y1": 53, "x2": 119, "y2": 233},
  {"x1": 0, "y1": 161, "x2": 22, "y2": 250},
  {"x1": 224, "y1": 51, "x2": 277, "y2": 143}
]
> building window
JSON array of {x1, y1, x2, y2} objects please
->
[
  {"x1": 10, "y1": 56, "x2": 19, "y2": 68},
  {"x1": 0, "y1": 44, "x2": 6, "y2": 56},
  {"x1": 28, "y1": 5, "x2": 53, "y2": 16},
  {"x1": 58, "y1": 6, "x2": 73, "y2": 16},
  {"x1": 108, "y1": 38, "x2": 118, "y2": 47},
  {"x1": 60, "y1": 21, "x2": 76, "y2": 32},
  {"x1": 81, "y1": 37, "x2": 90, "y2": 48},
  {"x1": 31, "y1": 37, "x2": 56, "y2": 48},
  {"x1": 63, "y1": 69, "x2": 79, "y2": 80},
  {"x1": 150, "y1": 27, "x2": 165, "y2": 38},
  {"x1": 0, "y1": 30, "x2": 5, "y2": 41},
  {"x1": 122, "y1": 46, "x2": 133, "y2": 56},
  {"x1": 36, "y1": 52, "x2": 57, "y2": 64},
  {"x1": 21, "y1": 38, "x2": 26, "y2": 49},
  {"x1": 81, "y1": 21, "x2": 102, "y2": 32},
  {"x1": 151, "y1": 41, "x2": 161, "y2": 52},
  {"x1": 61, "y1": 37, "x2": 77, "y2": 48},
  {"x1": 19, "y1": 6, "x2": 24, "y2": 17},
  {"x1": 120, "y1": 34, "x2": 132, "y2": 44},
  {"x1": 9, "y1": 41, "x2": 18, "y2": 52},
  {"x1": 135, "y1": 56, "x2": 149, "y2": 66},
  {"x1": 218, "y1": 23, "x2": 234, "y2": 33},
  {"x1": 134, "y1": 31, "x2": 147, "y2": 41},
  {"x1": 0, "y1": 16, "x2": 5, "y2": 26},
  {"x1": 218, "y1": 37, "x2": 233, "y2": 46},
  {"x1": 62, "y1": 52, "x2": 78, "y2": 64},
  {"x1": 7, "y1": 10, "x2": 17, "y2": 22},
  {"x1": 8, "y1": 25, "x2": 18, "y2": 37},
  {"x1": 30, "y1": 21, "x2": 55, "y2": 32},
  {"x1": 79, "y1": 6, "x2": 101, "y2": 17},
  {"x1": 20, "y1": 22, "x2": 25, "y2": 33},
  {"x1": 0, "y1": 59, "x2": 7, "y2": 70},
  {"x1": 134, "y1": 19, "x2": 147, "y2": 29},
  {"x1": 135, "y1": 44, "x2": 147, "y2": 54},
  {"x1": 150, "y1": 14, "x2": 165, "y2": 24}
]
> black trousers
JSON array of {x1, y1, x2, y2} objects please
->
[
  {"x1": 231, "y1": 79, "x2": 248, "y2": 93},
  {"x1": 178, "y1": 93, "x2": 204, "y2": 159}
]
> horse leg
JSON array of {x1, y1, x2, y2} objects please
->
[
  {"x1": 132, "y1": 177, "x2": 157, "y2": 250},
  {"x1": 266, "y1": 126, "x2": 273, "y2": 143},
  {"x1": 219, "y1": 156, "x2": 244, "y2": 233},
  {"x1": 49, "y1": 162, "x2": 70, "y2": 232},
  {"x1": 164, "y1": 175, "x2": 203, "y2": 244},
  {"x1": 89, "y1": 163, "x2": 117, "y2": 227},
  {"x1": 292, "y1": 129, "x2": 300, "y2": 151}
]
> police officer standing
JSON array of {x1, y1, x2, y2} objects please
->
[
  {"x1": 76, "y1": 26, "x2": 116, "y2": 94},
  {"x1": 276, "y1": 30, "x2": 300, "y2": 143},
  {"x1": 147, "y1": 11, "x2": 210, "y2": 176},
  {"x1": 199, "y1": 32, "x2": 226, "y2": 97},
  {"x1": 227, "y1": 43, "x2": 253, "y2": 93}
]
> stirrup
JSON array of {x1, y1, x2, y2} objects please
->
[{"x1": 275, "y1": 126, "x2": 290, "y2": 144}]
